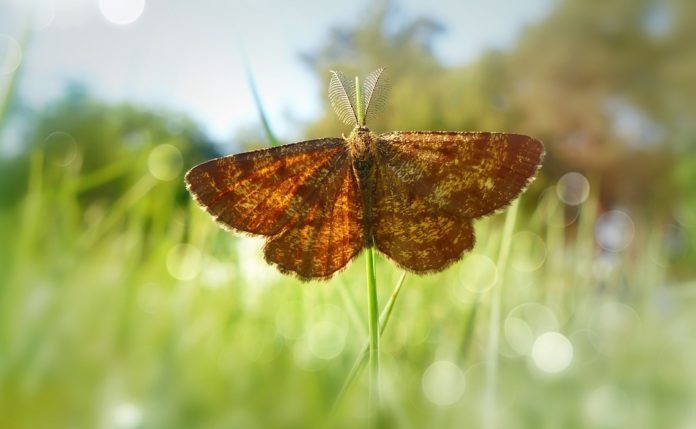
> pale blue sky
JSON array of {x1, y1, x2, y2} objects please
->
[{"x1": 1, "y1": 0, "x2": 553, "y2": 142}]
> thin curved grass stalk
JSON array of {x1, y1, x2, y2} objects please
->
[
  {"x1": 328, "y1": 271, "x2": 407, "y2": 419},
  {"x1": 355, "y1": 74, "x2": 381, "y2": 424},
  {"x1": 366, "y1": 247, "x2": 379, "y2": 422},
  {"x1": 0, "y1": 24, "x2": 30, "y2": 130},
  {"x1": 70, "y1": 157, "x2": 136, "y2": 194},
  {"x1": 361, "y1": 67, "x2": 389, "y2": 126},
  {"x1": 483, "y1": 200, "x2": 519, "y2": 429},
  {"x1": 79, "y1": 176, "x2": 158, "y2": 247},
  {"x1": 457, "y1": 294, "x2": 481, "y2": 361},
  {"x1": 6, "y1": 150, "x2": 43, "y2": 300},
  {"x1": 355, "y1": 76, "x2": 364, "y2": 127},
  {"x1": 244, "y1": 61, "x2": 280, "y2": 147},
  {"x1": 328, "y1": 71, "x2": 359, "y2": 126}
]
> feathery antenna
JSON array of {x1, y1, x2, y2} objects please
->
[
  {"x1": 328, "y1": 68, "x2": 388, "y2": 127},
  {"x1": 361, "y1": 67, "x2": 388, "y2": 126},
  {"x1": 328, "y1": 71, "x2": 359, "y2": 126}
]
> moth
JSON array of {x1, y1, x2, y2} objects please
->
[{"x1": 185, "y1": 68, "x2": 544, "y2": 281}]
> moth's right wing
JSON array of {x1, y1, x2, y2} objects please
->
[
  {"x1": 372, "y1": 131, "x2": 543, "y2": 273},
  {"x1": 376, "y1": 131, "x2": 544, "y2": 218}
]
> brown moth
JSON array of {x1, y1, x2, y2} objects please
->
[{"x1": 185, "y1": 68, "x2": 544, "y2": 281}]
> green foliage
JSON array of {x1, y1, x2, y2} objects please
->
[
  {"x1": 0, "y1": 85, "x2": 217, "y2": 207},
  {"x1": 1, "y1": 0, "x2": 696, "y2": 427},
  {"x1": 1, "y1": 164, "x2": 693, "y2": 427},
  {"x1": 303, "y1": 0, "x2": 696, "y2": 214}
]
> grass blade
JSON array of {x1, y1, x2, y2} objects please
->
[
  {"x1": 329, "y1": 271, "x2": 407, "y2": 418},
  {"x1": 483, "y1": 199, "x2": 519, "y2": 429},
  {"x1": 244, "y1": 61, "x2": 280, "y2": 147}
]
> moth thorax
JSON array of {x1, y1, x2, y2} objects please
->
[{"x1": 347, "y1": 126, "x2": 376, "y2": 160}]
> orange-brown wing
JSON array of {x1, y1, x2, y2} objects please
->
[
  {"x1": 263, "y1": 159, "x2": 365, "y2": 280},
  {"x1": 185, "y1": 138, "x2": 347, "y2": 236},
  {"x1": 185, "y1": 138, "x2": 364, "y2": 280},
  {"x1": 372, "y1": 164, "x2": 475, "y2": 273},
  {"x1": 372, "y1": 131, "x2": 543, "y2": 273},
  {"x1": 376, "y1": 131, "x2": 544, "y2": 218}
]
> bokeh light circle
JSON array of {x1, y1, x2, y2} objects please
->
[
  {"x1": 587, "y1": 301, "x2": 641, "y2": 356},
  {"x1": 510, "y1": 231, "x2": 547, "y2": 272},
  {"x1": 307, "y1": 320, "x2": 347, "y2": 360},
  {"x1": 649, "y1": 223, "x2": 689, "y2": 266},
  {"x1": 538, "y1": 187, "x2": 579, "y2": 228},
  {"x1": 583, "y1": 385, "x2": 630, "y2": 428},
  {"x1": 674, "y1": 201, "x2": 696, "y2": 227},
  {"x1": 504, "y1": 303, "x2": 559, "y2": 356},
  {"x1": 452, "y1": 254, "x2": 498, "y2": 302},
  {"x1": 595, "y1": 210, "x2": 635, "y2": 252},
  {"x1": 111, "y1": 402, "x2": 142, "y2": 429},
  {"x1": 200, "y1": 256, "x2": 234, "y2": 288},
  {"x1": 422, "y1": 360, "x2": 466, "y2": 406},
  {"x1": 306, "y1": 304, "x2": 348, "y2": 360},
  {"x1": 0, "y1": 34, "x2": 23, "y2": 75},
  {"x1": 275, "y1": 300, "x2": 304, "y2": 340},
  {"x1": 44, "y1": 131, "x2": 78, "y2": 166},
  {"x1": 148, "y1": 144, "x2": 183, "y2": 181},
  {"x1": 166, "y1": 244, "x2": 202, "y2": 281},
  {"x1": 99, "y1": 0, "x2": 146, "y2": 25},
  {"x1": 29, "y1": 0, "x2": 56, "y2": 30},
  {"x1": 556, "y1": 172, "x2": 590, "y2": 206},
  {"x1": 531, "y1": 331, "x2": 573, "y2": 373},
  {"x1": 504, "y1": 316, "x2": 535, "y2": 356},
  {"x1": 591, "y1": 252, "x2": 618, "y2": 281}
]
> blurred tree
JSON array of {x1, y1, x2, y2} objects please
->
[
  {"x1": 0, "y1": 84, "x2": 218, "y2": 207},
  {"x1": 301, "y1": 2, "x2": 446, "y2": 136},
  {"x1": 301, "y1": 0, "x2": 696, "y2": 215},
  {"x1": 507, "y1": 0, "x2": 695, "y2": 211}
]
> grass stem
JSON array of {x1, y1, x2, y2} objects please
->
[
  {"x1": 366, "y1": 246, "x2": 380, "y2": 421},
  {"x1": 329, "y1": 272, "x2": 406, "y2": 420},
  {"x1": 483, "y1": 200, "x2": 519, "y2": 429},
  {"x1": 244, "y1": 60, "x2": 279, "y2": 147},
  {"x1": 355, "y1": 76, "x2": 364, "y2": 126},
  {"x1": 356, "y1": 75, "x2": 378, "y2": 421}
]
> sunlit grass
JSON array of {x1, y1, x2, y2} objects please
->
[
  {"x1": 1, "y1": 145, "x2": 694, "y2": 429},
  {"x1": 1, "y1": 58, "x2": 694, "y2": 428}
]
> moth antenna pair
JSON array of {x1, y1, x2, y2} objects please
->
[{"x1": 328, "y1": 68, "x2": 389, "y2": 127}]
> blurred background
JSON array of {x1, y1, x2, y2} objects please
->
[{"x1": 1, "y1": 0, "x2": 695, "y2": 428}]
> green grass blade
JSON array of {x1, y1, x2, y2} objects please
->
[
  {"x1": 329, "y1": 271, "x2": 406, "y2": 418},
  {"x1": 355, "y1": 76, "x2": 365, "y2": 126},
  {"x1": 0, "y1": 26, "x2": 31, "y2": 131},
  {"x1": 244, "y1": 62, "x2": 280, "y2": 147},
  {"x1": 366, "y1": 246, "x2": 380, "y2": 423},
  {"x1": 483, "y1": 199, "x2": 519, "y2": 429}
]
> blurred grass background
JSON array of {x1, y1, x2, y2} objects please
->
[{"x1": 2, "y1": 0, "x2": 696, "y2": 428}]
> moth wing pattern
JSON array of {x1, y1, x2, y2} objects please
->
[
  {"x1": 372, "y1": 167, "x2": 476, "y2": 273},
  {"x1": 372, "y1": 131, "x2": 544, "y2": 273},
  {"x1": 185, "y1": 138, "x2": 365, "y2": 280},
  {"x1": 263, "y1": 156, "x2": 365, "y2": 280},
  {"x1": 376, "y1": 131, "x2": 544, "y2": 218}
]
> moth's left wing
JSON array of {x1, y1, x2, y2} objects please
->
[
  {"x1": 185, "y1": 138, "x2": 365, "y2": 280},
  {"x1": 185, "y1": 138, "x2": 347, "y2": 237},
  {"x1": 262, "y1": 157, "x2": 365, "y2": 281}
]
